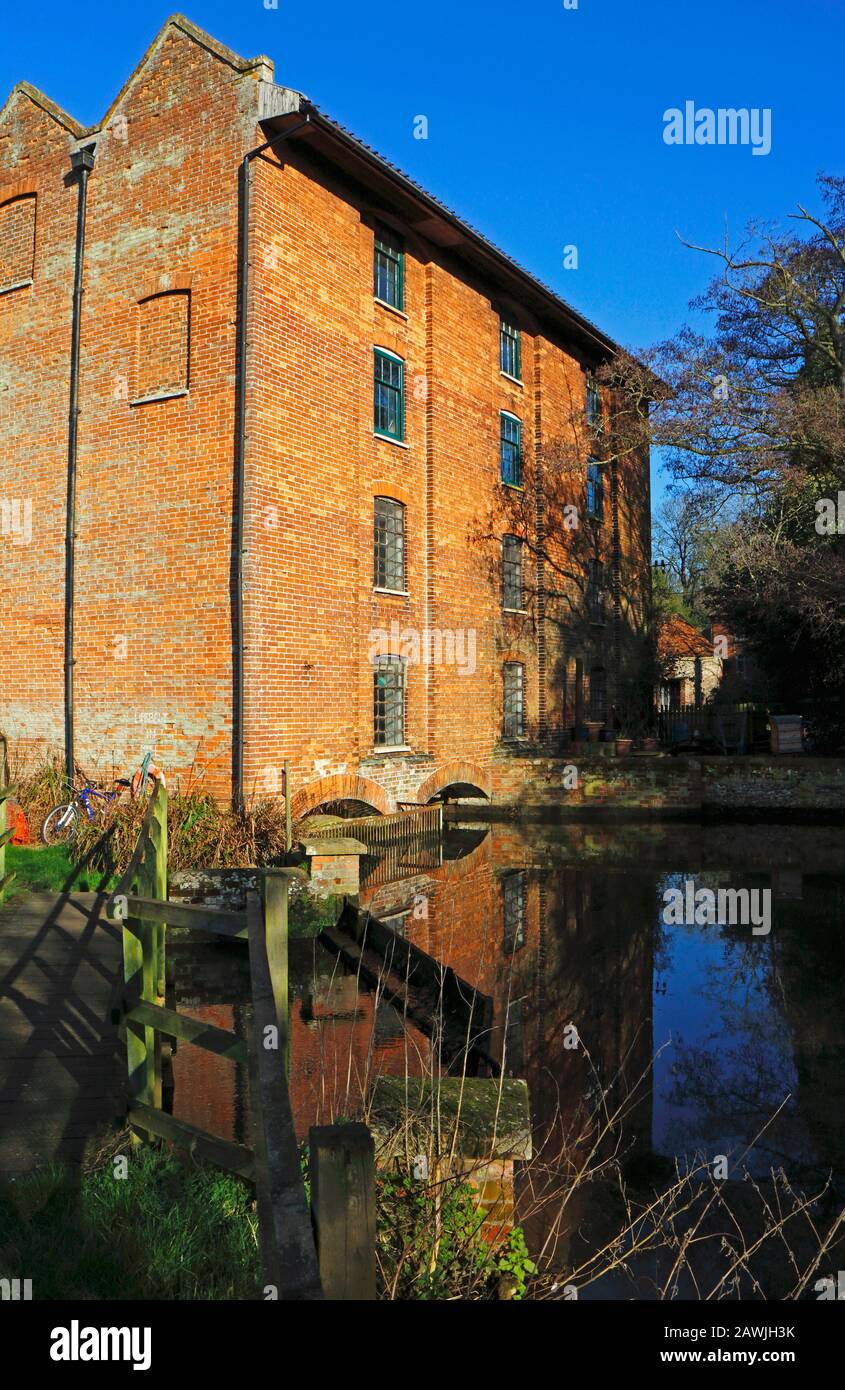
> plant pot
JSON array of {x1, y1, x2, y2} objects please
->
[
  {"x1": 585, "y1": 722, "x2": 603, "y2": 743},
  {"x1": 600, "y1": 729, "x2": 617, "y2": 743},
  {"x1": 616, "y1": 738, "x2": 633, "y2": 756},
  {"x1": 641, "y1": 736, "x2": 660, "y2": 753}
]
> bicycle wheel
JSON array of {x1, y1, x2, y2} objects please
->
[{"x1": 40, "y1": 802, "x2": 79, "y2": 845}]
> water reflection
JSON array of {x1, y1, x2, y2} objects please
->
[{"x1": 169, "y1": 820, "x2": 845, "y2": 1285}]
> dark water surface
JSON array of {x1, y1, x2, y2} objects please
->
[{"x1": 170, "y1": 818, "x2": 845, "y2": 1295}]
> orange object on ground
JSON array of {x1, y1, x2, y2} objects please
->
[{"x1": 7, "y1": 801, "x2": 30, "y2": 845}]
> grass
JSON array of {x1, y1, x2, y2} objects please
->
[
  {"x1": 0, "y1": 1138, "x2": 261, "y2": 1300},
  {"x1": 2, "y1": 844, "x2": 116, "y2": 902}
]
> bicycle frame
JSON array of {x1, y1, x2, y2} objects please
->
[{"x1": 77, "y1": 785, "x2": 120, "y2": 822}]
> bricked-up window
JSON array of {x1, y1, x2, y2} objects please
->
[
  {"x1": 500, "y1": 412, "x2": 522, "y2": 486},
  {"x1": 373, "y1": 655, "x2": 405, "y2": 746},
  {"x1": 502, "y1": 534, "x2": 524, "y2": 610},
  {"x1": 0, "y1": 194, "x2": 36, "y2": 290},
  {"x1": 503, "y1": 662, "x2": 525, "y2": 739},
  {"x1": 587, "y1": 459, "x2": 604, "y2": 520},
  {"x1": 503, "y1": 871, "x2": 527, "y2": 953},
  {"x1": 374, "y1": 225, "x2": 404, "y2": 310},
  {"x1": 136, "y1": 291, "x2": 190, "y2": 399},
  {"x1": 374, "y1": 497, "x2": 406, "y2": 591},
  {"x1": 500, "y1": 317, "x2": 521, "y2": 380},
  {"x1": 589, "y1": 666, "x2": 607, "y2": 722},
  {"x1": 374, "y1": 349, "x2": 405, "y2": 440},
  {"x1": 587, "y1": 558, "x2": 605, "y2": 624}
]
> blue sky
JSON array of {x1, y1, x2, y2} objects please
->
[{"x1": 3, "y1": 0, "x2": 841, "y2": 507}]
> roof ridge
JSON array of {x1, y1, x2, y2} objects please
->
[
  {"x1": 0, "y1": 80, "x2": 86, "y2": 137},
  {"x1": 1, "y1": 14, "x2": 274, "y2": 142}
]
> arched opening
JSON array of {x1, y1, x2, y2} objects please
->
[
  {"x1": 416, "y1": 762, "x2": 492, "y2": 807},
  {"x1": 307, "y1": 797, "x2": 383, "y2": 820},
  {"x1": 426, "y1": 781, "x2": 489, "y2": 804},
  {"x1": 292, "y1": 774, "x2": 394, "y2": 823}
]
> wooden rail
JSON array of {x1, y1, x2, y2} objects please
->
[
  {"x1": 0, "y1": 734, "x2": 15, "y2": 899},
  {"x1": 108, "y1": 786, "x2": 376, "y2": 1299},
  {"x1": 305, "y1": 802, "x2": 443, "y2": 852}
]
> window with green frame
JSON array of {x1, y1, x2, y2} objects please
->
[
  {"x1": 503, "y1": 661, "x2": 525, "y2": 739},
  {"x1": 502, "y1": 534, "x2": 524, "y2": 610},
  {"x1": 500, "y1": 317, "x2": 521, "y2": 379},
  {"x1": 586, "y1": 374, "x2": 602, "y2": 432},
  {"x1": 500, "y1": 412, "x2": 522, "y2": 486},
  {"x1": 373, "y1": 655, "x2": 405, "y2": 746},
  {"x1": 374, "y1": 225, "x2": 405, "y2": 310},
  {"x1": 586, "y1": 459, "x2": 604, "y2": 520},
  {"x1": 374, "y1": 349, "x2": 405, "y2": 441}
]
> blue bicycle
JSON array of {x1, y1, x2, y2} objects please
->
[{"x1": 39, "y1": 753, "x2": 157, "y2": 845}]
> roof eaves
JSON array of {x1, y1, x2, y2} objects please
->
[{"x1": 295, "y1": 100, "x2": 621, "y2": 360}]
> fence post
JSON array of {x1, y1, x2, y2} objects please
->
[
  {"x1": 261, "y1": 870, "x2": 290, "y2": 1079},
  {"x1": 124, "y1": 913, "x2": 155, "y2": 1120},
  {"x1": 124, "y1": 787, "x2": 164, "y2": 1119},
  {"x1": 284, "y1": 760, "x2": 292, "y2": 853},
  {"x1": 309, "y1": 1123, "x2": 377, "y2": 1300},
  {"x1": 0, "y1": 734, "x2": 10, "y2": 897},
  {"x1": 151, "y1": 785, "x2": 167, "y2": 1001}
]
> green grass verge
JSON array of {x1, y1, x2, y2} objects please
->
[
  {"x1": 3, "y1": 844, "x2": 117, "y2": 901},
  {"x1": 0, "y1": 1143, "x2": 261, "y2": 1300}
]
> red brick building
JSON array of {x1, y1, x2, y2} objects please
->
[{"x1": 0, "y1": 15, "x2": 651, "y2": 814}]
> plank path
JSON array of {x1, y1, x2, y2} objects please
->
[{"x1": 0, "y1": 891, "x2": 124, "y2": 1177}]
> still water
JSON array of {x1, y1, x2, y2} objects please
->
[{"x1": 170, "y1": 818, "x2": 845, "y2": 1295}]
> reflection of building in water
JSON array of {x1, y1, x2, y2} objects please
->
[
  {"x1": 170, "y1": 823, "x2": 654, "y2": 1265},
  {"x1": 361, "y1": 825, "x2": 654, "y2": 1264},
  {"x1": 170, "y1": 943, "x2": 433, "y2": 1143}
]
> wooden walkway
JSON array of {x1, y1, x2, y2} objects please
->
[{"x1": 0, "y1": 890, "x2": 124, "y2": 1177}]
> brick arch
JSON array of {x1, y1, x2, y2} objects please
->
[
  {"x1": 416, "y1": 761, "x2": 491, "y2": 804},
  {"x1": 292, "y1": 772, "x2": 394, "y2": 820}
]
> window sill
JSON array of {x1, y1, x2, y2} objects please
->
[
  {"x1": 0, "y1": 277, "x2": 33, "y2": 296},
  {"x1": 374, "y1": 432, "x2": 410, "y2": 449},
  {"x1": 374, "y1": 587, "x2": 410, "y2": 598},
  {"x1": 375, "y1": 298, "x2": 408, "y2": 320},
  {"x1": 501, "y1": 481, "x2": 524, "y2": 492},
  {"x1": 130, "y1": 388, "x2": 189, "y2": 406},
  {"x1": 503, "y1": 607, "x2": 528, "y2": 616},
  {"x1": 500, "y1": 370, "x2": 523, "y2": 388},
  {"x1": 371, "y1": 745, "x2": 412, "y2": 755}
]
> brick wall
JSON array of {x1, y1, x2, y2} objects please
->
[
  {"x1": 0, "y1": 20, "x2": 269, "y2": 791},
  {"x1": 0, "y1": 16, "x2": 651, "y2": 811}
]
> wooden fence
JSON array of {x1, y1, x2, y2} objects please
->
[
  {"x1": 306, "y1": 802, "x2": 443, "y2": 853},
  {"x1": 0, "y1": 734, "x2": 14, "y2": 898},
  {"x1": 656, "y1": 702, "x2": 769, "y2": 753},
  {"x1": 109, "y1": 781, "x2": 376, "y2": 1300}
]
